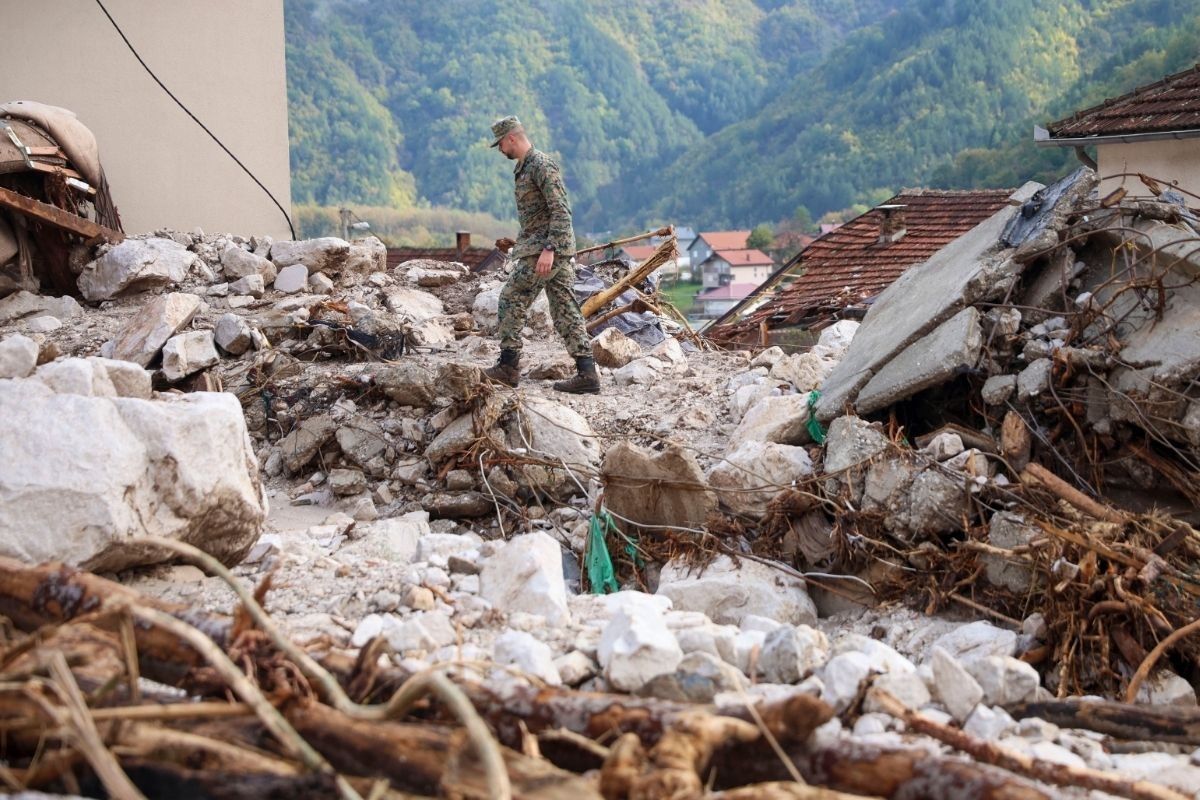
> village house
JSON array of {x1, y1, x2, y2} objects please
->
[
  {"x1": 693, "y1": 282, "x2": 758, "y2": 321},
  {"x1": 687, "y1": 230, "x2": 750, "y2": 272},
  {"x1": 1036, "y1": 63, "x2": 1200, "y2": 199},
  {"x1": 708, "y1": 188, "x2": 1016, "y2": 345},
  {"x1": 698, "y1": 248, "x2": 774, "y2": 290}
]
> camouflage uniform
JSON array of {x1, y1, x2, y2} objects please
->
[{"x1": 496, "y1": 148, "x2": 590, "y2": 358}]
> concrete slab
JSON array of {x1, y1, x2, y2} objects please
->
[
  {"x1": 855, "y1": 307, "x2": 983, "y2": 414},
  {"x1": 815, "y1": 182, "x2": 1041, "y2": 422}
]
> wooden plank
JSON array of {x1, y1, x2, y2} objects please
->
[{"x1": 0, "y1": 186, "x2": 123, "y2": 243}]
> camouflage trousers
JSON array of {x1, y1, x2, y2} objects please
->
[{"x1": 497, "y1": 255, "x2": 590, "y2": 358}]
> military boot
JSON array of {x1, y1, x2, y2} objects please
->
[
  {"x1": 484, "y1": 348, "x2": 520, "y2": 387},
  {"x1": 553, "y1": 356, "x2": 601, "y2": 394}
]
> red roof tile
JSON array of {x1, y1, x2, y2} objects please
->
[
  {"x1": 1045, "y1": 64, "x2": 1200, "y2": 139},
  {"x1": 711, "y1": 188, "x2": 1013, "y2": 337},
  {"x1": 695, "y1": 230, "x2": 751, "y2": 250},
  {"x1": 708, "y1": 248, "x2": 774, "y2": 266},
  {"x1": 620, "y1": 244, "x2": 658, "y2": 261}
]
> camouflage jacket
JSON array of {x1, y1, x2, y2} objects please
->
[{"x1": 512, "y1": 148, "x2": 575, "y2": 259}]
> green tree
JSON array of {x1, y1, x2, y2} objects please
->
[{"x1": 747, "y1": 224, "x2": 775, "y2": 250}]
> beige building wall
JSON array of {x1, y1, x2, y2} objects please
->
[
  {"x1": 1097, "y1": 139, "x2": 1200, "y2": 200},
  {"x1": 1, "y1": 1, "x2": 292, "y2": 238}
]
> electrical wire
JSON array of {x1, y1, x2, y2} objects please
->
[{"x1": 92, "y1": 0, "x2": 297, "y2": 239}]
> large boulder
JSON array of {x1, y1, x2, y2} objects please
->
[
  {"x1": 707, "y1": 440, "x2": 813, "y2": 518},
  {"x1": 385, "y1": 287, "x2": 445, "y2": 322},
  {"x1": 269, "y1": 237, "x2": 350, "y2": 274},
  {"x1": 78, "y1": 238, "x2": 199, "y2": 301},
  {"x1": 0, "y1": 291, "x2": 82, "y2": 325},
  {"x1": 505, "y1": 396, "x2": 601, "y2": 498},
  {"x1": 592, "y1": 327, "x2": 641, "y2": 368},
  {"x1": 0, "y1": 368, "x2": 266, "y2": 571},
  {"x1": 601, "y1": 441, "x2": 716, "y2": 530},
  {"x1": 472, "y1": 284, "x2": 551, "y2": 334}
]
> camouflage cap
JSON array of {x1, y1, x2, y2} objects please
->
[{"x1": 489, "y1": 115, "x2": 522, "y2": 147}]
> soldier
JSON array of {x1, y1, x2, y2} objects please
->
[{"x1": 484, "y1": 115, "x2": 599, "y2": 394}]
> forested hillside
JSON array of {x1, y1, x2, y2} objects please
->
[{"x1": 285, "y1": 0, "x2": 1200, "y2": 233}]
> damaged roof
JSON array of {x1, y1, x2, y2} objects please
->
[
  {"x1": 709, "y1": 188, "x2": 1013, "y2": 339},
  {"x1": 1039, "y1": 63, "x2": 1200, "y2": 142},
  {"x1": 386, "y1": 245, "x2": 505, "y2": 273}
]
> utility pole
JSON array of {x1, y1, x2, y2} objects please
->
[{"x1": 339, "y1": 208, "x2": 351, "y2": 241}]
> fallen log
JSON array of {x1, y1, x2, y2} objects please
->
[{"x1": 1010, "y1": 699, "x2": 1200, "y2": 746}]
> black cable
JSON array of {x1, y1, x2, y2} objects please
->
[{"x1": 92, "y1": 0, "x2": 297, "y2": 239}]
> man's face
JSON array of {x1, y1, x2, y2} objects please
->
[{"x1": 497, "y1": 133, "x2": 518, "y2": 160}]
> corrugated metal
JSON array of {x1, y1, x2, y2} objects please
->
[{"x1": 1046, "y1": 64, "x2": 1200, "y2": 138}]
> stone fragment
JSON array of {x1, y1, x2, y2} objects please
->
[
  {"x1": 640, "y1": 651, "x2": 747, "y2": 702},
  {"x1": 770, "y1": 352, "x2": 837, "y2": 393},
  {"x1": 819, "y1": 651, "x2": 873, "y2": 712},
  {"x1": 480, "y1": 531, "x2": 570, "y2": 626},
  {"x1": 472, "y1": 284, "x2": 548, "y2": 333},
  {"x1": 591, "y1": 326, "x2": 641, "y2": 368},
  {"x1": 657, "y1": 555, "x2": 817, "y2": 627},
  {"x1": 273, "y1": 264, "x2": 309, "y2": 293},
  {"x1": 110, "y1": 292, "x2": 201, "y2": 366},
  {"x1": 228, "y1": 274, "x2": 265, "y2": 298},
  {"x1": 732, "y1": 393, "x2": 814, "y2": 445},
  {"x1": 554, "y1": 651, "x2": 598, "y2": 686},
  {"x1": 759, "y1": 625, "x2": 829, "y2": 684},
  {"x1": 906, "y1": 467, "x2": 969, "y2": 536},
  {"x1": 931, "y1": 647, "x2": 983, "y2": 722},
  {"x1": 0, "y1": 291, "x2": 82, "y2": 325},
  {"x1": 965, "y1": 656, "x2": 1041, "y2": 706},
  {"x1": 493, "y1": 631, "x2": 562, "y2": 686},
  {"x1": 89, "y1": 358, "x2": 151, "y2": 399},
  {"x1": 35, "y1": 359, "x2": 116, "y2": 396},
  {"x1": 923, "y1": 432, "x2": 964, "y2": 461},
  {"x1": 981, "y1": 374, "x2": 1017, "y2": 405},
  {"x1": 1135, "y1": 669, "x2": 1197, "y2": 706},
  {"x1": 0, "y1": 377, "x2": 265, "y2": 571},
  {"x1": 161, "y1": 331, "x2": 219, "y2": 382},
  {"x1": 221, "y1": 244, "x2": 275, "y2": 281},
  {"x1": 277, "y1": 413, "x2": 338, "y2": 474},
  {"x1": 373, "y1": 362, "x2": 437, "y2": 407},
  {"x1": 269, "y1": 237, "x2": 350, "y2": 274},
  {"x1": 613, "y1": 357, "x2": 664, "y2": 386},
  {"x1": 1017, "y1": 358, "x2": 1053, "y2": 399},
  {"x1": 984, "y1": 512, "x2": 1039, "y2": 592},
  {"x1": 387, "y1": 287, "x2": 445, "y2": 322},
  {"x1": 823, "y1": 416, "x2": 890, "y2": 502},
  {"x1": 26, "y1": 316, "x2": 61, "y2": 333},
  {"x1": 336, "y1": 417, "x2": 392, "y2": 474},
  {"x1": 598, "y1": 604, "x2": 683, "y2": 692},
  {"x1": 963, "y1": 705, "x2": 1017, "y2": 741},
  {"x1": 0, "y1": 333, "x2": 38, "y2": 379},
  {"x1": 750, "y1": 346, "x2": 784, "y2": 368},
  {"x1": 388, "y1": 611, "x2": 456, "y2": 653},
  {"x1": 78, "y1": 237, "x2": 198, "y2": 301},
  {"x1": 508, "y1": 396, "x2": 601, "y2": 498},
  {"x1": 930, "y1": 621, "x2": 1018, "y2": 663},
  {"x1": 309, "y1": 272, "x2": 335, "y2": 294},
  {"x1": 864, "y1": 671, "x2": 931, "y2": 713},
  {"x1": 421, "y1": 491, "x2": 492, "y2": 518},
  {"x1": 707, "y1": 440, "x2": 813, "y2": 518},
  {"x1": 214, "y1": 313, "x2": 253, "y2": 355},
  {"x1": 601, "y1": 441, "x2": 716, "y2": 530},
  {"x1": 816, "y1": 320, "x2": 859, "y2": 355},
  {"x1": 328, "y1": 468, "x2": 367, "y2": 496}
]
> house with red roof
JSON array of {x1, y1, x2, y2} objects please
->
[
  {"x1": 1036, "y1": 63, "x2": 1200, "y2": 200},
  {"x1": 687, "y1": 230, "x2": 751, "y2": 273},
  {"x1": 698, "y1": 248, "x2": 774, "y2": 290},
  {"x1": 695, "y1": 283, "x2": 759, "y2": 319},
  {"x1": 708, "y1": 188, "x2": 1017, "y2": 344}
]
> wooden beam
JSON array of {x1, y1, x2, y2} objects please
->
[{"x1": 0, "y1": 185, "x2": 123, "y2": 243}]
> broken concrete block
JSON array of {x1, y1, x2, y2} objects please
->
[
  {"x1": 981, "y1": 374, "x2": 1017, "y2": 405},
  {"x1": 657, "y1": 554, "x2": 817, "y2": 627},
  {"x1": 387, "y1": 287, "x2": 446, "y2": 323},
  {"x1": 0, "y1": 333, "x2": 38, "y2": 379},
  {"x1": 815, "y1": 182, "x2": 1040, "y2": 422},
  {"x1": 732, "y1": 392, "x2": 814, "y2": 445},
  {"x1": 823, "y1": 416, "x2": 890, "y2": 503},
  {"x1": 278, "y1": 413, "x2": 338, "y2": 474},
  {"x1": 601, "y1": 441, "x2": 716, "y2": 530},
  {"x1": 480, "y1": 531, "x2": 570, "y2": 626},
  {"x1": 1017, "y1": 358, "x2": 1053, "y2": 399},
  {"x1": 336, "y1": 417, "x2": 393, "y2": 475},
  {"x1": 110, "y1": 292, "x2": 201, "y2": 367},
  {"x1": 228, "y1": 273, "x2": 265, "y2": 298},
  {"x1": 214, "y1": 313, "x2": 253, "y2": 355},
  {"x1": 906, "y1": 467, "x2": 969, "y2": 535},
  {"x1": 984, "y1": 511, "x2": 1039, "y2": 592},
  {"x1": 856, "y1": 307, "x2": 983, "y2": 415},
  {"x1": 0, "y1": 291, "x2": 81, "y2": 325},
  {"x1": 344, "y1": 236, "x2": 387, "y2": 276},
  {"x1": 161, "y1": 331, "x2": 219, "y2": 382},
  {"x1": 0, "y1": 375, "x2": 265, "y2": 571},
  {"x1": 591, "y1": 326, "x2": 642, "y2": 368},
  {"x1": 269, "y1": 237, "x2": 350, "y2": 274},
  {"x1": 78, "y1": 237, "x2": 199, "y2": 301},
  {"x1": 273, "y1": 264, "x2": 309, "y2": 294},
  {"x1": 707, "y1": 440, "x2": 813, "y2": 519},
  {"x1": 598, "y1": 603, "x2": 683, "y2": 692}
]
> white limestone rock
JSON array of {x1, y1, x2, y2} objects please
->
[
  {"x1": 480, "y1": 531, "x2": 570, "y2": 626},
  {"x1": 759, "y1": 625, "x2": 829, "y2": 684},
  {"x1": 161, "y1": 331, "x2": 219, "y2": 382},
  {"x1": 269, "y1": 237, "x2": 351, "y2": 274},
  {"x1": 931, "y1": 647, "x2": 983, "y2": 722},
  {"x1": 819, "y1": 651, "x2": 873, "y2": 712},
  {"x1": 657, "y1": 554, "x2": 817, "y2": 627},
  {"x1": 0, "y1": 375, "x2": 265, "y2": 571},
  {"x1": 0, "y1": 333, "x2": 38, "y2": 379},
  {"x1": 592, "y1": 326, "x2": 642, "y2": 368},
  {"x1": 78, "y1": 237, "x2": 199, "y2": 301},
  {"x1": 273, "y1": 264, "x2": 309, "y2": 294},
  {"x1": 965, "y1": 656, "x2": 1041, "y2": 706},
  {"x1": 598, "y1": 603, "x2": 683, "y2": 692},
  {"x1": 494, "y1": 631, "x2": 562, "y2": 686},
  {"x1": 34, "y1": 359, "x2": 116, "y2": 396},
  {"x1": 214, "y1": 313, "x2": 253, "y2": 355},
  {"x1": 110, "y1": 292, "x2": 201, "y2": 367},
  {"x1": 731, "y1": 392, "x2": 814, "y2": 445},
  {"x1": 707, "y1": 440, "x2": 813, "y2": 518},
  {"x1": 930, "y1": 621, "x2": 1018, "y2": 663}
]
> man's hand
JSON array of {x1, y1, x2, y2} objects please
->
[
  {"x1": 495, "y1": 237, "x2": 515, "y2": 253},
  {"x1": 536, "y1": 248, "x2": 554, "y2": 277}
]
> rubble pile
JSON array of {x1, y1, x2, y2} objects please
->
[{"x1": 4, "y1": 197, "x2": 1200, "y2": 799}]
